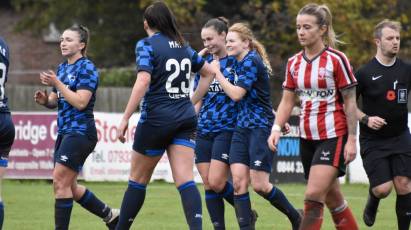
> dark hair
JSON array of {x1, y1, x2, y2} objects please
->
[
  {"x1": 67, "y1": 25, "x2": 89, "y2": 56},
  {"x1": 143, "y1": 1, "x2": 185, "y2": 45},
  {"x1": 203, "y1": 17, "x2": 229, "y2": 34}
]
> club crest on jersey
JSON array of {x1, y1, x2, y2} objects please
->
[
  {"x1": 318, "y1": 67, "x2": 326, "y2": 79},
  {"x1": 67, "y1": 74, "x2": 76, "y2": 82}
]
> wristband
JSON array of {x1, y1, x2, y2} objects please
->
[
  {"x1": 360, "y1": 115, "x2": 369, "y2": 125},
  {"x1": 271, "y1": 124, "x2": 282, "y2": 133}
]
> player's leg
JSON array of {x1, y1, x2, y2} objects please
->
[
  {"x1": 362, "y1": 151, "x2": 393, "y2": 227},
  {"x1": 0, "y1": 112, "x2": 14, "y2": 229},
  {"x1": 195, "y1": 134, "x2": 221, "y2": 228},
  {"x1": 168, "y1": 117, "x2": 202, "y2": 230},
  {"x1": 392, "y1": 153, "x2": 411, "y2": 230},
  {"x1": 115, "y1": 151, "x2": 162, "y2": 230},
  {"x1": 72, "y1": 181, "x2": 119, "y2": 229},
  {"x1": 209, "y1": 131, "x2": 234, "y2": 205},
  {"x1": 249, "y1": 128, "x2": 301, "y2": 230},
  {"x1": 53, "y1": 163, "x2": 77, "y2": 230},
  {"x1": 299, "y1": 135, "x2": 358, "y2": 230},
  {"x1": 53, "y1": 134, "x2": 89, "y2": 230},
  {"x1": 229, "y1": 128, "x2": 252, "y2": 230},
  {"x1": 325, "y1": 179, "x2": 358, "y2": 230},
  {"x1": 115, "y1": 122, "x2": 167, "y2": 230},
  {"x1": 206, "y1": 131, "x2": 234, "y2": 229},
  {"x1": 168, "y1": 143, "x2": 202, "y2": 230}
]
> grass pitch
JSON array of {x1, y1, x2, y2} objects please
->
[{"x1": 3, "y1": 180, "x2": 396, "y2": 229}]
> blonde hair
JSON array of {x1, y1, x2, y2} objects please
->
[
  {"x1": 228, "y1": 23, "x2": 272, "y2": 74},
  {"x1": 374, "y1": 19, "x2": 401, "y2": 39},
  {"x1": 298, "y1": 3, "x2": 341, "y2": 48}
]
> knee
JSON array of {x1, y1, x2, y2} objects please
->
[
  {"x1": 373, "y1": 186, "x2": 392, "y2": 198},
  {"x1": 200, "y1": 175, "x2": 210, "y2": 189},
  {"x1": 208, "y1": 179, "x2": 225, "y2": 192},
  {"x1": 53, "y1": 178, "x2": 69, "y2": 196},
  {"x1": 305, "y1": 187, "x2": 326, "y2": 202},
  {"x1": 251, "y1": 180, "x2": 270, "y2": 195},
  {"x1": 394, "y1": 176, "x2": 411, "y2": 194},
  {"x1": 232, "y1": 176, "x2": 247, "y2": 193}
]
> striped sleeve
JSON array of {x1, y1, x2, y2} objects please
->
[
  {"x1": 328, "y1": 48, "x2": 357, "y2": 89},
  {"x1": 282, "y1": 57, "x2": 296, "y2": 91}
]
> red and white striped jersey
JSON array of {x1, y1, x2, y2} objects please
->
[{"x1": 283, "y1": 47, "x2": 357, "y2": 140}]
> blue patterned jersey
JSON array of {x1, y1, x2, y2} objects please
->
[
  {"x1": 234, "y1": 50, "x2": 274, "y2": 128},
  {"x1": 194, "y1": 55, "x2": 237, "y2": 134},
  {"x1": 53, "y1": 57, "x2": 98, "y2": 137},
  {"x1": 0, "y1": 37, "x2": 10, "y2": 113},
  {"x1": 135, "y1": 32, "x2": 205, "y2": 126}
]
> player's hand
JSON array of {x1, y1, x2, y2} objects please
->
[
  {"x1": 117, "y1": 119, "x2": 129, "y2": 143},
  {"x1": 343, "y1": 135, "x2": 357, "y2": 165},
  {"x1": 367, "y1": 116, "x2": 387, "y2": 130},
  {"x1": 40, "y1": 70, "x2": 58, "y2": 87},
  {"x1": 198, "y1": 48, "x2": 209, "y2": 57},
  {"x1": 267, "y1": 130, "x2": 281, "y2": 152},
  {"x1": 210, "y1": 60, "x2": 220, "y2": 80},
  {"x1": 282, "y1": 122, "x2": 291, "y2": 135},
  {"x1": 34, "y1": 89, "x2": 48, "y2": 106}
]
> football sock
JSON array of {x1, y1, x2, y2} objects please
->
[
  {"x1": 55, "y1": 198, "x2": 73, "y2": 230},
  {"x1": 178, "y1": 181, "x2": 202, "y2": 230},
  {"x1": 205, "y1": 190, "x2": 225, "y2": 230},
  {"x1": 234, "y1": 193, "x2": 252, "y2": 230},
  {"x1": 396, "y1": 192, "x2": 411, "y2": 230},
  {"x1": 77, "y1": 189, "x2": 111, "y2": 219},
  {"x1": 115, "y1": 180, "x2": 146, "y2": 230}
]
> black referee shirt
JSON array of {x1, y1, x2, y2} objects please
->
[{"x1": 356, "y1": 57, "x2": 411, "y2": 138}]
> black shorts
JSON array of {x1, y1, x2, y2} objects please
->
[
  {"x1": 195, "y1": 131, "x2": 232, "y2": 164},
  {"x1": 229, "y1": 127, "x2": 273, "y2": 173},
  {"x1": 360, "y1": 130, "x2": 411, "y2": 188},
  {"x1": 0, "y1": 113, "x2": 15, "y2": 167},
  {"x1": 300, "y1": 135, "x2": 347, "y2": 180},
  {"x1": 54, "y1": 133, "x2": 97, "y2": 172},
  {"x1": 133, "y1": 117, "x2": 197, "y2": 156}
]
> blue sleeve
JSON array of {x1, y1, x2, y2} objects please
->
[
  {"x1": 135, "y1": 39, "x2": 154, "y2": 74},
  {"x1": 188, "y1": 47, "x2": 205, "y2": 73},
  {"x1": 193, "y1": 73, "x2": 200, "y2": 91},
  {"x1": 235, "y1": 58, "x2": 258, "y2": 91},
  {"x1": 53, "y1": 65, "x2": 63, "y2": 93},
  {"x1": 77, "y1": 61, "x2": 99, "y2": 92}
]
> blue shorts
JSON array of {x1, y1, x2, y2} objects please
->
[
  {"x1": 0, "y1": 113, "x2": 15, "y2": 167},
  {"x1": 195, "y1": 131, "x2": 233, "y2": 164},
  {"x1": 133, "y1": 116, "x2": 197, "y2": 156},
  {"x1": 54, "y1": 133, "x2": 97, "y2": 172},
  {"x1": 229, "y1": 127, "x2": 273, "y2": 173}
]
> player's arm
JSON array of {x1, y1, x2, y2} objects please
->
[
  {"x1": 34, "y1": 89, "x2": 58, "y2": 109},
  {"x1": 39, "y1": 70, "x2": 92, "y2": 110},
  {"x1": 210, "y1": 60, "x2": 246, "y2": 102},
  {"x1": 267, "y1": 90, "x2": 296, "y2": 151},
  {"x1": 341, "y1": 86, "x2": 358, "y2": 164},
  {"x1": 117, "y1": 71, "x2": 151, "y2": 143},
  {"x1": 194, "y1": 101, "x2": 202, "y2": 114},
  {"x1": 191, "y1": 62, "x2": 215, "y2": 105}
]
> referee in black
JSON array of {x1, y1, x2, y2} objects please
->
[{"x1": 356, "y1": 19, "x2": 411, "y2": 230}]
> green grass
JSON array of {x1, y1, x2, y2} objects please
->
[{"x1": 2, "y1": 180, "x2": 396, "y2": 229}]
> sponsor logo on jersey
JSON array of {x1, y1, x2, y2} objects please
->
[
  {"x1": 296, "y1": 89, "x2": 336, "y2": 99},
  {"x1": 371, "y1": 75, "x2": 383, "y2": 80}
]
